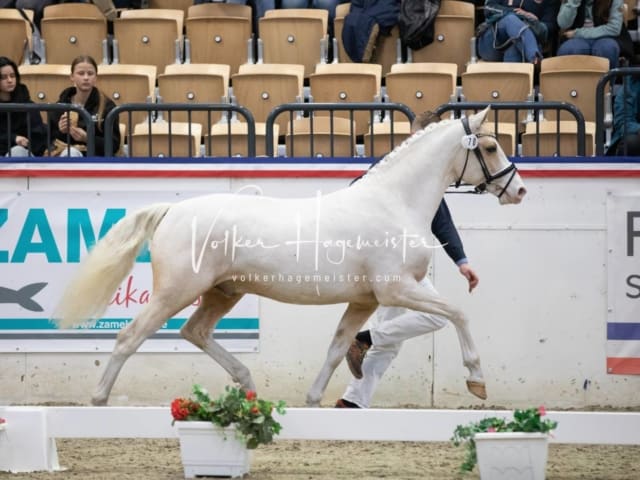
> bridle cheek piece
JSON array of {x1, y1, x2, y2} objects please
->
[{"x1": 458, "y1": 116, "x2": 518, "y2": 198}]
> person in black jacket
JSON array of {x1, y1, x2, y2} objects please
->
[
  {"x1": 48, "y1": 55, "x2": 120, "y2": 157},
  {"x1": 0, "y1": 56, "x2": 47, "y2": 157},
  {"x1": 335, "y1": 111, "x2": 480, "y2": 408}
]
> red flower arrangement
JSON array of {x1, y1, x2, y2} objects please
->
[{"x1": 171, "y1": 385, "x2": 286, "y2": 449}]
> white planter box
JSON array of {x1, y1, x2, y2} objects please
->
[
  {"x1": 474, "y1": 432, "x2": 549, "y2": 480},
  {"x1": 174, "y1": 421, "x2": 251, "y2": 478}
]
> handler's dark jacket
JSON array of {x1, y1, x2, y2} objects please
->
[
  {"x1": 0, "y1": 84, "x2": 47, "y2": 156},
  {"x1": 49, "y1": 86, "x2": 120, "y2": 157}
]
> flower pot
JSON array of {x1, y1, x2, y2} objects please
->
[
  {"x1": 474, "y1": 432, "x2": 549, "y2": 480},
  {"x1": 174, "y1": 421, "x2": 251, "y2": 478}
]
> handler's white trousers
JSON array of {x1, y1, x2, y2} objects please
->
[{"x1": 342, "y1": 277, "x2": 448, "y2": 408}]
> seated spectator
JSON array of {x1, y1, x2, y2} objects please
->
[
  {"x1": 47, "y1": 55, "x2": 120, "y2": 157},
  {"x1": 609, "y1": 76, "x2": 640, "y2": 155},
  {"x1": 477, "y1": 0, "x2": 559, "y2": 64},
  {"x1": 556, "y1": 0, "x2": 628, "y2": 69},
  {"x1": 0, "y1": 56, "x2": 47, "y2": 157}
]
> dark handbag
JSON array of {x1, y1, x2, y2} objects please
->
[{"x1": 398, "y1": 0, "x2": 441, "y2": 50}]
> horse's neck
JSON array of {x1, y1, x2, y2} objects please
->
[{"x1": 362, "y1": 133, "x2": 458, "y2": 226}]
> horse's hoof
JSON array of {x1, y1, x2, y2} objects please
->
[
  {"x1": 91, "y1": 396, "x2": 107, "y2": 406},
  {"x1": 466, "y1": 380, "x2": 487, "y2": 400}
]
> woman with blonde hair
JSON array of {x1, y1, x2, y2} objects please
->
[{"x1": 48, "y1": 55, "x2": 120, "y2": 157}]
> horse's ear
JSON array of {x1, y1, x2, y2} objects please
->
[{"x1": 468, "y1": 107, "x2": 491, "y2": 131}]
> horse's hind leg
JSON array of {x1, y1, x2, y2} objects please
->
[
  {"x1": 180, "y1": 288, "x2": 254, "y2": 391},
  {"x1": 306, "y1": 302, "x2": 377, "y2": 407},
  {"x1": 92, "y1": 291, "x2": 194, "y2": 405}
]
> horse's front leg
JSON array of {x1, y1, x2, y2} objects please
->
[
  {"x1": 306, "y1": 302, "x2": 377, "y2": 406},
  {"x1": 375, "y1": 280, "x2": 487, "y2": 400},
  {"x1": 180, "y1": 288, "x2": 255, "y2": 391}
]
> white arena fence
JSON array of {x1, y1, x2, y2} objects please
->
[{"x1": 0, "y1": 406, "x2": 639, "y2": 473}]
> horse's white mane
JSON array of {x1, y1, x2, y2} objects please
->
[{"x1": 360, "y1": 117, "x2": 459, "y2": 182}]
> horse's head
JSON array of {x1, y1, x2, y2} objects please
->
[{"x1": 456, "y1": 108, "x2": 527, "y2": 204}]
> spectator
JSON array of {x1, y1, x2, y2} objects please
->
[
  {"x1": 47, "y1": 55, "x2": 120, "y2": 157},
  {"x1": 476, "y1": 0, "x2": 560, "y2": 64},
  {"x1": 556, "y1": 0, "x2": 627, "y2": 69},
  {"x1": 609, "y1": 75, "x2": 640, "y2": 155},
  {"x1": 0, "y1": 56, "x2": 47, "y2": 157}
]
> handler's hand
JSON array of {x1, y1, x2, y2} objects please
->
[
  {"x1": 563, "y1": 29, "x2": 576, "y2": 39},
  {"x1": 459, "y1": 263, "x2": 479, "y2": 293}
]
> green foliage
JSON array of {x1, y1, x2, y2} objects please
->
[
  {"x1": 451, "y1": 407, "x2": 558, "y2": 472},
  {"x1": 171, "y1": 384, "x2": 286, "y2": 449}
]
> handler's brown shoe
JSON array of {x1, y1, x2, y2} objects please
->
[
  {"x1": 346, "y1": 339, "x2": 370, "y2": 379},
  {"x1": 335, "y1": 398, "x2": 360, "y2": 408}
]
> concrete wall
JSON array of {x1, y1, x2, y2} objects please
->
[{"x1": 1, "y1": 167, "x2": 639, "y2": 409}]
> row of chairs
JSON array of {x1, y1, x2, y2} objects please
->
[
  {"x1": 0, "y1": 1, "x2": 476, "y2": 77},
  {"x1": 18, "y1": 55, "x2": 611, "y2": 142}
]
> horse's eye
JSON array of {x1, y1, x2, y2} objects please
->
[{"x1": 485, "y1": 144, "x2": 497, "y2": 153}]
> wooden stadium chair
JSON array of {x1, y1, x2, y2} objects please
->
[
  {"x1": 258, "y1": 9, "x2": 329, "y2": 78},
  {"x1": 112, "y1": 9, "x2": 183, "y2": 74},
  {"x1": 461, "y1": 61, "x2": 534, "y2": 129},
  {"x1": 148, "y1": 0, "x2": 192, "y2": 18},
  {"x1": 157, "y1": 63, "x2": 230, "y2": 130},
  {"x1": 309, "y1": 63, "x2": 382, "y2": 136},
  {"x1": 18, "y1": 64, "x2": 70, "y2": 121},
  {"x1": 0, "y1": 8, "x2": 32, "y2": 65},
  {"x1": 97, "y1": 64, "x2": 157, "y2": 130},
  {"x1": 363, "y1": 121, "x2": 412, "y2": 157},
  {"x1": 286, "y1": 116, "x2": 357, "y2": 157},
  {"x1": 40, "y1": 3, "x2": 108, "y2": 65},
  {"x1": 185, "y1": 3, "x2": 253, "y2": 76},
  {"x1": 385, "y1": 62, "x2": 458, "y2": 122},
  {"x1": 333, "y1": 3, "x2": 351, "y2": 64},
  {"x1": 204, "y1": 122, "x2": 278, "y2": 157},
  {"x1": 231, "y1": 63, "x2": 305, "y2": 134},
  {"x1": 409, "y1": 1, "x2": 475, "y2": 75},
  {"x1": 521, "y1": 120, "x2": 595, "y2": 157},
  {"x1": 129, "y1": 121, "x2": 202, "y2": 158},
  {"x1": 538, "y1": 55, "x2": 609, "y2": 124}
]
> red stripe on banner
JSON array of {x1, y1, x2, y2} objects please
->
[
  {"x1": 0, "y1": 169, "x2": 365, "y2": 178},
  {"x1": 520, "y1": 170, "x2": 640, "y2": 178},
  {"x1": 607, "y1": 357, "x2": 640, "y2": 374}
]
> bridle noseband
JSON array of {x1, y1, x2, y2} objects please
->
[{"x1": 457, "y1": 116, "x2": 518, "y2": 198}]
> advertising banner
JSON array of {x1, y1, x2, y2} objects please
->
[
  {"x1": 607, "y1": 192, "x2": 640, "y2": 374},
  {"x1": 0, "y1": 191, "x2": 259, "y2": 353}
]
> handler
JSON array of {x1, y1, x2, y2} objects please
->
[{"x1": 336, "y1": 111, "x2": 479, "y2": 408}]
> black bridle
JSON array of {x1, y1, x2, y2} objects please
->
[{"x1": 457, "y1": 116, "x2": 518, "y2": 198}]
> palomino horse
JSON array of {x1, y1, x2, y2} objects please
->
[{"x1": 54, "y1": 108, "x2": 527, "y2": 406}]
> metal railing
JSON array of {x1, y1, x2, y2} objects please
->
[
  {"x1": 0, "y1": 103, "x2": 95, "y2": 157},
  {"x1": 103, "y1": 103, "x2": 256, "y2": 157},
  {"x1": 435, "y1": 101, "x2": 587, "y2": 157},
  {"x1": 265, "y1": 102, "x2": 415, "y2": 157},
  {"x1": 595, "y1": 67, "x2": 640, "y2": 156}
]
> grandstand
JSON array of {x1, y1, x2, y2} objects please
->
[{"x1": 2, "y1": 1, "x2": 640, "y2": 158}]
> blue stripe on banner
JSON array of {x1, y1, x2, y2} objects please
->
[
  {"x1": 0, "y1": 317, "x2": 259, "y2": 331},
  {"x1": 607, "y1": 323, "x2": 640, "y2": 340}
]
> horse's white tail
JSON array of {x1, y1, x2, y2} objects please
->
[{"x1": 53, "y1": 203, "x2": 173, "y2": 329}]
